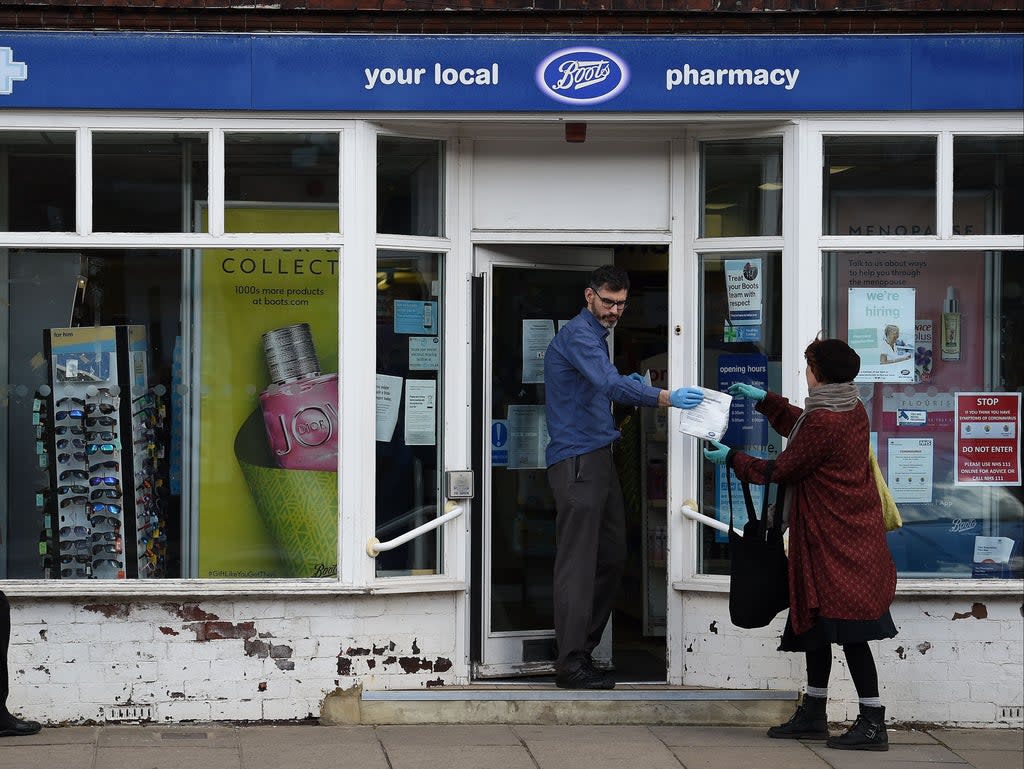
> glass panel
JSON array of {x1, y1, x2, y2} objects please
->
[
  {"x1": 193, "y1": 247, "x2": 340, "y2": 579},
  {"x1": 824, "y1": 250, "x2": 1023, "y2": 578},
  {"x1": 700, "y1": 138, "x2": 782, "y2": 238},
  {"x1": 823, "y1": 136, "x2": 937, "y2": 236},
  {"x1": 224, "y1": 133, "x2": 339, "y2": 233},
  {"x1": 92, "y1": 132, "x2": 208, "y2": 233},
  {"x1": 377, "y1": 137, "x2": 444, "y2": 237},
  {"x1": 1, "y1": 131, "x2": 75, "y2": 231},
  {"x1": 1, "y1": 249, "x2": 181, "y2": 579},
  {"x1": 375, "y1": 250, "x2": 443, "y2": 576},
  {"x1": 698, "y1": 252, "x2": 783, "y2": 575},
  {"x1": 954, "y1": 136, "x2": 1024, "y2": 235}
]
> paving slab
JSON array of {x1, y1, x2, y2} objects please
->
[
  {"x1": 806, "y1": 741, "x2": 974, "y2": 767},
  {"x1": 667, "y1": 744, "x2": 833, "y2": 769},
  {"x1": 93, "y1": 745, "x2": 243, "y2": 769},
  {"x1": 0, "y1": 743, "x2": 95, "y2": 769},
  {"x1": 376, "y1": 724, "x2": 523, "y2": 746},
  {"x1": 98, "y1": 725, "x2": 239, "y2": 747},
  {"x1": 384, "y1": 744, "x2": 538, "y2": 769},
  {"x1": 517, "y1": 726, "x2": 682, "y2": 769},
  {"x1": 928, "y1": 728, "x2": 1024, "y2": 751},
  {"x1": 950, "y1": 748, "x2": 1024, "y2": 769}
]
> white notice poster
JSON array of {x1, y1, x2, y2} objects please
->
[
  {"x1": 375, "y1": 374, "x2": 403, "y2": 443},
  {"x1": 887, "y1": 437, "x2": 934, "y2": 503},
  {"x1": 522, "y1": 319, "x2": 555, "y2": 384},
  {"x1": 404, "y1": 379, "x2": 437, "y2": 446},
  {"x1": 507, "y1": 404, "x2": 550, "y2": 470}
]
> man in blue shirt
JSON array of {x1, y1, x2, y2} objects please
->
[{"x1": 545, "y1": 265, "x2": 703, "y2": 689}]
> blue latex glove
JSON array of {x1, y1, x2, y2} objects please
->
[
  {"x1": 703, "y1": 439, "x2": 731, "y2": 465},
  {"x1": 670, "y1": 386, "x2": 704, "y2": 409},
  {"x1": 626, "y1": 372, "x2": 645, "y2": 385},
  {"x1": 728, "y1": 382, "x2": 767, "y2": 402}
]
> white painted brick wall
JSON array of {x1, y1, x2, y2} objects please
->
[
  {"x1": 7, "y1": 590, "x2": 1018, "y2": 727},
  {"x1": 7, "y1": 593, "x2": 460, "y2": 724},
  {"x1": 679, "y1": 592, "x2": 1024, "y2": 728}
]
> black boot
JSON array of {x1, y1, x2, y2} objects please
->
[
  {"x1": 767, "y1": 694, "x2": 828, "y2": 740},
  {"x1": 826, "y1": 705, "x2": 888, "y2": 751}
]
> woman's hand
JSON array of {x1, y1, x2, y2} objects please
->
[
  {"x1": 703, "y1": 439, "x2": 731, "y2": 465},
  {"x1": 727, "y1": 382, "x2": 767, "y2": 402}
]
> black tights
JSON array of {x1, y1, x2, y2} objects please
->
[{"x1": 806, "y1": 642, "x2": 879, "y2": 699}]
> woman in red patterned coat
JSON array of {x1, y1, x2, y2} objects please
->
[{"x1": 703, "y1": 337, "x2": 897, "y2": 752}]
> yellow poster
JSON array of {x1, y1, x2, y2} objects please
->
[{"x1": 198, "y1": 206, "x2": 339, "y2": 578}]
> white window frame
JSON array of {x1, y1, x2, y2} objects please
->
[
  {"x1": 674, "y1": 113, "x2": 1023, "y2": 599},
  {"x1": 0, "y1": 112, "x2": 464, "y2": 598}
]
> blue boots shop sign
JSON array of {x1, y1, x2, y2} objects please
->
[{"x1": 0, "y1": 33, "x2": 1020, "y2": 112}]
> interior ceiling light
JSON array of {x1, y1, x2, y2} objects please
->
[
  {"x1": 829, "y1": 165, "x2": 855, "y2": 174},
  {"x1": 757, "y1": 182, "x2": 784, "y2": 191},
  {"x1": 704, "y1": 202, "x2": 737, "y2": 211}
]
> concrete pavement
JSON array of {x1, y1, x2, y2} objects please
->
[{"x1": 0, "y1": 722, "x2": 1021, "y2": 769}]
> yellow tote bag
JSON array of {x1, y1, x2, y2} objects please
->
[{"x1": 869, "y1": 447, "x2": 903, "y2": 532}]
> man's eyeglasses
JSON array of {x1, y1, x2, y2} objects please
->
[{"x1": 590, "y1": 289, "x2": 628, "y2": 310}]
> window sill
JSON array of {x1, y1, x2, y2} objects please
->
[
  {"x1": 673, "y1": 576, "x2": 1024, "y2": 597},
  {"x1": 0, "y1": 577, "x2": 466, "y2": 599}
]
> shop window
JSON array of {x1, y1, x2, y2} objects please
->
[
  {"x1": 825, "y1": 250, "x2": 1024, "y2": 579},
  {"x1": 1, "y1": 131, "x2": 75, "y2": 231},
  {"x1": 954, "y1": 136, "x2": 1024, "y2": 236},
  {"x1": 192, "y1": 246, "x2": 340, "y2": 579},
  {"x1": 224, "y1": 133, "x2": 339, "y2": 233},
  {"x1": 699, "y1": 138, "x2": 782, "y2": 238},
  {"x1": 92, "y1": 132, "x2": 208, "y2": 233},
  {"x1": 374, "y1": 250, "x2": 443, "y2": 576},
  {"x1": 377, "y1": 137, "x2": 444, "y2": 237},
  {"x1": 697, "y1": 252, "x2": 783, "y2": 575},
  {"x1": 823, "y1": 136, "x2": 937, "y2": 236},
  {"x1": 1, "y1": 248, "x2": 182, "y2": 579}
]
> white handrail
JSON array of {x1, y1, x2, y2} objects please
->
[
  {"x1": 366, "y1": 500, "x2": 466, "y2": 557},
  {"x1": 680, "y1": 503, "x2": 743, "y2": 537}
]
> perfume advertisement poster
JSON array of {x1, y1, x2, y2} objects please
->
[{"x1": 198, "y1": 206, "x2": 339, "y2": 578}]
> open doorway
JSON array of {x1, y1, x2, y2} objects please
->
[{"x1": 471, "y1": 243, "x2": 669, "y2": 683}]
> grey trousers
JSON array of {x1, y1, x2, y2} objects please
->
[{"x1": 547, "y1": 446, "x2": 626, "y2": 671}]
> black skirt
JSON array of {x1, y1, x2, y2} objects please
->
[{"x1": 779, "y1": 610, "x2": 897, "y2": 652}]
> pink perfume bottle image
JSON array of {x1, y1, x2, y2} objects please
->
[{"x1": 259, "y1": 323, "x2": 339, "y2": 471}]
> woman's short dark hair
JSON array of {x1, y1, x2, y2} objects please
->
[
  {"x1": 589, "y1": 265, "x2": 630, "y2": 293},
  {"x1": 805, "y1": 337, "x2": 861, "y2": 384}
]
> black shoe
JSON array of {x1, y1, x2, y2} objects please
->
[
  {"x1": 555, "y1": 665, "x2": 615, "y2": 690},
  {"x1": 0, "y1": 717, "x2": 42, "y2": 738},
  {"x1": 767, "y1": 695, "x2": 829, "y2": 740},
  {"x1": 826, "y1": 706, "x2": 888, "y2": 751}
]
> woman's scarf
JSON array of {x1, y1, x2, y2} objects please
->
[{"x1": 780, "y1": 381, "x2": 862, "y2": 526}]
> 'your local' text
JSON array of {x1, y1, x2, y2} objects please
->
[{"x1": 365, "y1": 63, "x2": 499, "y2": 90}]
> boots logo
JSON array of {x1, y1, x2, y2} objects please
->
[{"x1": 536, "y1": 47, "x2": 629, "y2": 105}]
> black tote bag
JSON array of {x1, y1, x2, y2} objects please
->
[{"x1": 726, "y1": 464, "x2": 789, "y2": 629}]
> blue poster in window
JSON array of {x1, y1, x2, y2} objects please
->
[
  {"x1": 393, "y1": 300, "x2": 438, "y2": 335},
  {"x1": 715, "y1": 354, "x2": 772, "y2": 542}
]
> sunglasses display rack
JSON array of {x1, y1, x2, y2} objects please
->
[{"x1": 40, "y1": 325, "x2": 167, "y2": 579}]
